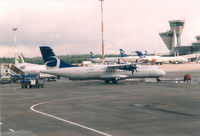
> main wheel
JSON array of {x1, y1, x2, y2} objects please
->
[
  {"x1": 104, "y1": 80, "x2": 110, "y2": 84},
  {"x1": 112, "y1": 80, "x2": 118, "y2": 84}
]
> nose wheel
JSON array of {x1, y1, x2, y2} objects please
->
[{"x1": 156, "y1": 77, "x2": 161, "y2": 82}]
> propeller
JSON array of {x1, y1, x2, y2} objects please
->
[
  {"x1": 120, "y1": 64, "x2": 137, "y2": 75},
  {"x1": 129, "y1": 65, "x2": 137, "y2": 75}
]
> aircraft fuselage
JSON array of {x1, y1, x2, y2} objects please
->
[{"x1": 42, "y1": 65, "x2": 165, "y2": 81}]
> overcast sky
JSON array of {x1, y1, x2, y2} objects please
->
[{"x1": 0, "y1": 0, "x2": 200, "y2": 57}]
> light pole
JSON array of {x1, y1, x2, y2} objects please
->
[
  {"x1": 99, "y1": 0, "x2": 104, "y2": 58},
  {"x1": 12, "y1": 28, "x2": 18, "y2": 58}
]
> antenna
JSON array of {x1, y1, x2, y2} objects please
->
[{"x1": 99, "y1": 0, "x2": 104, "y2": 58}]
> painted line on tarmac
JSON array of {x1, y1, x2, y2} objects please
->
[{"x1": 30, "y1": 98, "x2": 112, "y2": 136}]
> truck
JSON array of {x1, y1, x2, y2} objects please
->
[{"x1": 20, "y1": 74, "x2": 44, "y2": 88}]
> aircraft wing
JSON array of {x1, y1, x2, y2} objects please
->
[
  {"x1": 99, "y1": 74, "x2": 128, "y2": 81},
  {"x1": 39, "y1": 73, "x2": 56, "y2": 78},
  {"x1": 106, "y1": 63, "x2": 137, "y2": 71},
  {"x1": 99, "y1": 64, "x2": 138, "y2": 81},
  {"x1": 90, "y1": 58, "x2": 102, "y2": 63}
]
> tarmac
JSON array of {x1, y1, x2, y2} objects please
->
[{"x1": 0, "y1": 70, "x2": 200, "y2": 136}]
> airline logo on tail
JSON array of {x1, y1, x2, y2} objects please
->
[
  {"x1": 119, "y1": 49, "x2": 128, "y2": 57},
  {"x1": 45, "y1": 56, "x2": 61, "y2": 68},
  {"x1": 15, "y1": 52, "x2": 25, "y2": 66},
  {"x1": 17, "y1": 56, "x2": 23, "y2": 64},
  {"x1": 136, "y1": 51, "x2": 145, "y2": 58},
  {"x1": 90, "y1": 52, "x2": 96, "y2": 59}
]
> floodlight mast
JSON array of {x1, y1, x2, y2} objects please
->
[
  {"x1": 12, "y1": 28, "x2": 18, "y2": 58},
  {"x1": 99, "y1": 0, "x2": 104, "y2": 58}
]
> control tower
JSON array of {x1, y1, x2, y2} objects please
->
[
  {"x1": 192, "y1": 35, "x2": 200, "y2": 52},
  {"x1": 169, "y1": 20, "x2": 185, "y2": 47},
  {"x1": 159, "y1": 20, "x2": 200, "y2": 56},
  {"x1": 159, "y1": 30, "x2": 177, "y2": 50}
]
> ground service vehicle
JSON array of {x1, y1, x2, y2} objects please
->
[{"x1": 20, "y1": 74, "x2": 44, "y2": 88}]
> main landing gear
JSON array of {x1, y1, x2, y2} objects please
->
[
  {"x1": 104, "y1": 80, "x2": 110, "y2": 84},
  {"x1": 104, "y1": 80, "x2": 118, "y2": 84}
]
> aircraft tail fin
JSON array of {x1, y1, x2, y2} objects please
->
[
  {"x1": 15, "y1": 52, "x2": 25, "y2": 66},
  {"x1": 90, "y1": 52, "x2": 96, "y2": 59},
  {"x1": 39, "y1": 46, "x2": 79, "y2": 69},
  {"x1": 144, "y1": 50, "x2": 148, "y2": 56},
  {"x1": 119, "y1": 49, "x2": 128, "y2": 57},
  {"x1": 136, "y1": 51, "x2": 145, "y2": 58}
]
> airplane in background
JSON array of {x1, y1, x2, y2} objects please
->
[
  {"x1": 90, "y1": 52, "x2": 103, "y2": 63},
  {"x1": 90, "y1": 52, "x2": 120, "y2": 64},
  {"x1": 135, "y1": 51, "x2": 161, "y2": 64},
  {"x1": 40, "y1": 46, "x2": 166, "y2": 84},
  {"x1": 119, "y1": 49, "x2": 139, "y2": 63},
  {"x1": 136, "y1": 51, "x2": 188, "y2": 64},
  {"x1": 15, "y1": 52, "x2": 45, "y2": 74},
  {"x1": 14, "y1": 52, "x2": 56, "y2": 79}
]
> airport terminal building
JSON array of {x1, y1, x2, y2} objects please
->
[{"x1": 159, "y1": 20, "x2": 200, "y2": 56}]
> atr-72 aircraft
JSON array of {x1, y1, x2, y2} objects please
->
[{"x1": 40, "y1": 46, "x2": 166, "y2": 84}]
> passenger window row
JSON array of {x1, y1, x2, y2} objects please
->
[{"x1": 87, "y1": 70, "x2": 132, "y2": 74}]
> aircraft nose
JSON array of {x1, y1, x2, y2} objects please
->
[{"x1": 160, "y1": 70, "x2": 166, "y2": 76}]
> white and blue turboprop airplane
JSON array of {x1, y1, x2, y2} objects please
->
[
  {"x1": 119, "y1": 49, "x2": 139, "y2": 63},
  {"x1": 90, "y1": 52, "x2": 120, "y2": 64},
  {"x1": 40, "y1": 46, "x2": 166, "y2": 84}
]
